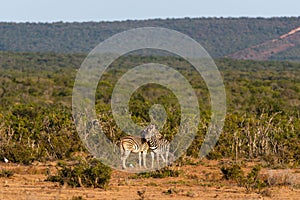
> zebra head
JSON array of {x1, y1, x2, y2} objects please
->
[{"x1": 141, "y1": 124, "x2": 162, "y2": 141}]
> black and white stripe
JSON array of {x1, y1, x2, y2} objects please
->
[
  {"x1": 119, "y1": 135, "x2": 152, "y2": 169},
  {"x1": 142, "y1": 124, "x2": 170, "y2": 168}
]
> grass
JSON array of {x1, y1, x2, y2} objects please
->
[
  {"x1": 130, "y1": 167, "x2": 181, "y2": 179},
  {"x1": 0, "y1": 169, "x2": 14, "y2": 178}
]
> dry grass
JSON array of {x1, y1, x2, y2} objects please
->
[{"x1": 0, "y1": 159, "x2": 300, "y2": 200}]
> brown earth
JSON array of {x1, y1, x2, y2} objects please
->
[
  {"x1": 227, "y1": 26, "x2": 300, "y2": 61},
  {"x1": 0, "y1": 159, "x2": 300, "y2": 200}
]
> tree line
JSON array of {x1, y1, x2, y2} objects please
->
[{"x1": 0, "y1": 17, "x2": 300, "y2": 60}]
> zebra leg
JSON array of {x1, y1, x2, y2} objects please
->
[
  {"x1": 142, "y1": 151, "x2": 147, "y2": 168},
  {"x1": 156, "y1": 153, "x2": 160, "y2": 168},
  {"x1": 160, "y1": 154, "x2": 166, "y2": 163},
  {"x1": 121, "y1": 150, "x2": 130, "y2": 169},
  {"x1": 150, "y1": 152, "x2": 154, "y2": 169},
  {"x1": 138, "y1": 152, "x2": 142, "y2": 168},
  {"x1": 166, "y1": 144, "x2": 170, "y2": 165}
]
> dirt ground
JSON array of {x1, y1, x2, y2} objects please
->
[{"x1": 0, "y1": 160, "x2": 299, "y2": 200}]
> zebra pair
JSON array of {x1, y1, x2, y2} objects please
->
[{"x1": 120, "y1": 124, "x2": 170, "y2": 169}]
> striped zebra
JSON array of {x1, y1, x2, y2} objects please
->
[
  {"x1": 119, "y1": 135, "x2": 154, "y2": 169},
  {"x1": 142, "y1": 124, "x2": 170, "y2": 168}
]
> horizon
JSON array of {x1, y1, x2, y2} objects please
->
[
  {"x1": 1, "y1": 16, "x2": 299, "y2": 24},
  {"x1": 1, "y1": 0, "x2": 299, "y2": 23}
]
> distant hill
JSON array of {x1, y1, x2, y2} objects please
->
[
  {"x1": 227, "y1": 26, "x2": 300, "y2": 62},
  {"x1": 0, "y1": 17, "x2": 300, "y2": 61}
]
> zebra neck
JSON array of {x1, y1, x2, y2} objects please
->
[
  {"x1": 148, "y1": 138, "x2": 158, "y2": 150},
  {"x1": 150, "y1": 146, "x2": 158, "y2": 150}
]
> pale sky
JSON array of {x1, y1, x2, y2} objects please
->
[{"x1": 0, "y1": 0, "x2": 299, "y2": 22}]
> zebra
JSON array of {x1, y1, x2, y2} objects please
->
[
  {"x1": 119, "y1": 135, "x2": 154, "y2": 169},
  {"x1": 87, "y1": 119, "x2": 154, "y2": 170},
  {"x1": 142, "y1": 124, "x2": 170, "y2": 168}
]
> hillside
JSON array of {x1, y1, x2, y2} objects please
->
[
  {"x1": 0, "y1": 17, "x2": 300, "y2": 60},
  {"x1": 227, "y1": 26, "x2": 300, "y2": 61}
]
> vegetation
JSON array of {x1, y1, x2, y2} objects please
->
[
  {"x1": 46, "y1": 158, "x2": 112, "y2": 188},
  {"x1": 0, "y1": 169, "x2": 14, "y2": 178},
  {"x1": 131, "y1": 167, "x2": 181, "y2": 179},
  {"x1": 221, "y1": 164, "x2": 244, "y2": 181},
  {"x1": 0, "y1": 51, "x2": 299, "y2": 170},
  {"x1": 71, "y1": 196, "x2": 85, "y2": 200},
  {"x1": 221, "y1": 164, "x2": 266, "y2": 192},
  {"x1": 1, "y1": 17, "x2": 300, "y2": 60}
]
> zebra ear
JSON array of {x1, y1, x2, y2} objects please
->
[{"x1": 141, "y1": 129, "x2": 146, "y2": 138}]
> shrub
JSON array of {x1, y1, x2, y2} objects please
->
[
  {"x1": 46, "y1": 159, "x2": 112, "y2": 188},
  {"x1": 0, "y1": 169, "x2": 14, "y2": 178},
  {"x1": 131, "y1": 167, "x2": 181, "y2": 179},
  {"x1": 163, "y1": 188, "x2": 179, "y2": 195},
  {"x1": 221, "y1": 164, "x2": 266, "y2": 192},
  {"x1": 242, "y1": 165, "x2": 266, "y2": 192},
  {"x1": 221, "y1": 164, "x2": 244, "y2": 181},
  {"x1": 1, "y1": 144, "x2": 35, "y2": 165}
]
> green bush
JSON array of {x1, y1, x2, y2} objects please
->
[
  {"x1": 0, "y1": 103, "x2": 85, "y2": 164},
  {"x1": 0, "y1": 169, "x2": 14, "y2": 178},
  {"x1": 221, "y1": 164, "x2": 266, "y2": 192},
  {"x1": 131, "y1": 167, "x2": 181, "y2": 179},
  {"x1": 1, "y1": 144, "x2": 35, "y2": 165},
  {"x1": 46, "y1": 159, "x2": 112, "y2": 188},
  {"x1": 221, "y1": 164, "x2": 244, "y2": 181},
  {"x1": 242, "y1": 165, "x2": 266, "y2": 192}
]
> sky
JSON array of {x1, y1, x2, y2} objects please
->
[{"x1": 0, "y1": 0, "x2": 299, "y2": 22}]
